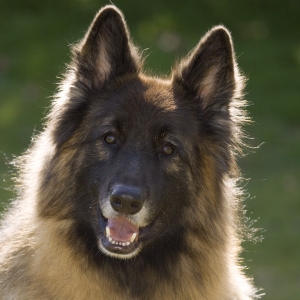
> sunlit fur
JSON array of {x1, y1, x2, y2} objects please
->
[{"x1": 0, "y1": 5, "x2": 260, "y2": 300}]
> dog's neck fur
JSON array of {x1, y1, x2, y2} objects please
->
[{"x1": 23, "y1": 207, "x2": 254, "y2": 300}]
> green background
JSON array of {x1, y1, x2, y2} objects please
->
[{"x1": 0, "y1": 1, "x2": 299, "y2": 299}]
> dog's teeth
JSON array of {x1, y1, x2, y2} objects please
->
[
  {"x1": 105, "y1": 227, "x2": 111, "y2": 237},
  {"x1": 107, "y1": 236, "x2": 133, "y2": 246},
  {"x1": 130, "y1": 233, "x2": 137, "y2": 243}
]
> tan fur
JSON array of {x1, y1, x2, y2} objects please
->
[{"x1": 0, "y1": 215, "x2": 254, "y2": 300}]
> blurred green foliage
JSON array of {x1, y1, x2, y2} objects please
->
[{"x1": 0, "y1": 0, "x2": 299, "y2": 299}]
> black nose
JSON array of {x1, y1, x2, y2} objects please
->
[{"x1": 110, "y1": 185, "x2": 144, "y2": 215}]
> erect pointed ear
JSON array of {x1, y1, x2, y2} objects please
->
[
  {"x1": 73, "y1": 5, "x2": 140, "y2": 86},
  {"x1": 173, "y1": 26, "x2": 242, "y2": 110}
]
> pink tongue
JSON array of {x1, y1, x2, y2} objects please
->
[{"x1": 107, "y1": 216, "x2": 139, "y2": 242}]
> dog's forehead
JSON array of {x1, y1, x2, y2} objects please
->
[
  {"x1": 116, "y1": 76, "x2": 175, "y2": 105},
  {"x1": 90, "y1": 75, "x2": 198, "y2": 140},
  {"x1": 112, "y1": 76, "x2": 182, "y2": 115},
  {"x1": 142, "y1": 77, "x2": 175, "y2": 105},
  {"x1": 111, "y1": 76, "x2": 192, "y2": 127}
]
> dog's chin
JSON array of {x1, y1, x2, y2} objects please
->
[{"x1": 97, "y1": 206, "x2": 153, "y2": 259}]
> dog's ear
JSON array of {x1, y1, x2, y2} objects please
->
[
  {"x1": 173, "y1": 26, "x2": 242, "y2": 110},
  {"x1": 74, "y1": 5, "x2": 140, "y2": 86}
]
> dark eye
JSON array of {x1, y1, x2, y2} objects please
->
[
  {"x1": 104, "y1": 134, "x2": 116, "y2": 144},
  {"x1": 161, "y1": 144, "x2": 175, "y2": 156}
]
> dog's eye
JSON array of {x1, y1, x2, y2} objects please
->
[
  {"x1": 161, "y1": 144, "x2": 175, "y2": 156},
  {"x1": 104, "y1": 134, "x2": 116, "y2": 144}
]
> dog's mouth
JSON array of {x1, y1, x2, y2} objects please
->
[{"x1": 97, "y1": 205, "x2": 151, "y2": 258}]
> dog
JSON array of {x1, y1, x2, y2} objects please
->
[{"x1": 0, "y1": 5, "x2": 260, "y2": 299}]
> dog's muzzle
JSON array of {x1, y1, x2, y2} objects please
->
[{"x1": 97, "y1": 185, "x2": 151, "y2": 258}]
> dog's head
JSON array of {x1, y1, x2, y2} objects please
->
[{"x1": 39, "y1": 6, "x2": 245, "y2": 260}]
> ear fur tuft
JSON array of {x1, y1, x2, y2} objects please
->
[
  {"x1": 173, "y1": 26, "x2": 240, "y2": 110},
  {"x1": 73, "y1": 5, "x2": 140, "y2": 86}
]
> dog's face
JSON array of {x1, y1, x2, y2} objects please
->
[
  {"x1": 83, "y1": 77, "x2": 201, "y2": 259},
  {"x1": 40, "y1": 6, "x2": 241, "y2": 260}
]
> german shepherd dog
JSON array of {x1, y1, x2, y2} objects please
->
[{"x1": 0, "y1": 5, "x2": 260, "y2": 300}]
